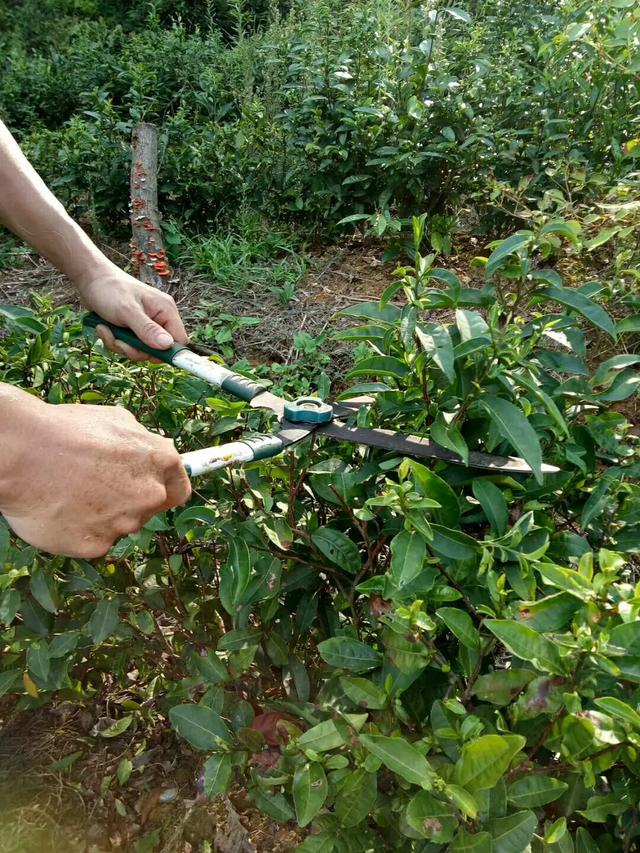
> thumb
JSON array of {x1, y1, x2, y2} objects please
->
[{"x1": 127, "y1": 306, "x2": 175, "y2": 350}]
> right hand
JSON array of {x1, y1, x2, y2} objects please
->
[{"x1": 0, "y1": 398, "x2": 191, "y2": 558}]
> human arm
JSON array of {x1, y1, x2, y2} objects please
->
[
  {"x1": 0, "y1": 383, "x2": 191, "y2": 558},
  {"x1": 0, "y1": 119, "x2": 187, "y2": 359}
]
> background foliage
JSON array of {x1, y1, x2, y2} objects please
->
[{"x1": 1, "y1": 0, "x2": 638, "y2": 235}]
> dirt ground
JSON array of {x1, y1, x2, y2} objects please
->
[
  {"x1": 0, "y1": 235, "x2": 487, "y2": 377},
  {"x1": 0, "y1": 694, "x2": 304, "y2": 853}
]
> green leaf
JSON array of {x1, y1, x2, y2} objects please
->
[
  {"x1": 507, "y1": 775, "x2": 568, "y2": 808},
  {"x1": 312, "y1": 527, "x2": 361, "y2": 573},
  {"x1": 0, "y1": 589, "x2": 20, "y2": 625},
  {"x1": 594, "y1": 696, "x2": 640, "y2": 729},
  {"x1": 576, "y1": 828, "x2": 600, "y2": 853},
  {"x1": 486, "y1": 232, "x2": 533, "y2": 276},
  {"x1": 340, "y1": 301, "x2": 401, "y2": 324},
  {"x1": 174, "y1": 505, "x2": 217, "y2": 537},
  {"x1": 337, "y1": 213, "x2": 371, "y2": 225},
  {"x1": 408, "y1": 460, "x2": 459, "y2": 526},
  {"x1": 579, "y1": 792, "x2": 630, "y2": 822},
  {"x1": 169, "y1": 704, "x2": 233, "y2": 750},
  {"x1": 451, "y1": 830, "x2": 493, "y2": 852},
  {"x1": 293, "y1": 762, "x2": 328, "y2": 827},
  {"x1": 405, "y1": 790, "x2": 456, "y2": 842},
  {"x1": 117, "y1": 757, "x2": 133, "y2": 785},
  {"x1": 0, "y1": 669, "x2": 22, "y2": 698},
  {"x1": 454, "y1": 734, "x2": 525, "y2": 790},
  {"x1": 339, "y1": 676, "x2": 387, "y2": 710},
  {"x1": 515, "y1": 372, "x2": 570, "y2": 438},
  {"x1": 27, "y1": 643, "x2": 50, "y2": 683},
  {"x1": 100, "y1": 715, "x2": 133, "y2": 738},
  {"x1": 88, "y1": 597, "x2": 120, "y2": 645},
  {"x1": 229, "y1": 539, "x2": 251, "y2": 605},
  {"x1": 295, "y1": 833, "x2": 335, "y2": 853},
  {"x1": 489, "y1": 810, "x2": 536, "y2": 853},
  {"x1": 480, "y1": 396, "x2": 543, "y2": 484},
  {"x1": 431, "y1": 412, "x2": 469, "y2": 465},
  {"x1": 359, "y1": 734, "x2": 436, "y2": 788},
  {"x1": 217, "y1": 627, "x2": 262, "y2": 651},
  {"x1": 194, "y1": 650, "x2": 230, "y2": 684},
  {"x1": 565, "y1": 21, "x2": 591, "y2": 40},
  {"x1": 540, "y1": 220, "x2": 580, "y2": 245},
  {"x1": 203, "y1": 753, "x2": 233, "y2": 797},
  {"x1": 517, "y1": 592, "x2": 581, "y2": 632},
  {"x1": 29, "y1": 567, "x2": 58, "y2": 614},
  {"x1": 318, "y1": 637, "x2": 381, "y2": 672},
  {"x1": 429, "y1": 525, "x2": 479, "y2": 561},
  {"x1": 485, "y1": 619, "x2": 563, "y2": 673},
  {"x1": 437, "y1": 607, "x2": 480, "y2": 650},
  {"x1": 545, "y1": 817, "x2": 567, "y2": 844},
  {"x1": 48, "y1": 750, "x2": 84, "y2": 772},
  {"x1": 443, "y1": 7, "x2": 471, "y2": 23},
  {"x1": 472, "y1": 669, "x2": 535, "y2": 705},
  {"x1": 297, "y1": 719, "x2": 347, "y2": 753},
  {"x1": 134, "y1": 828, "x2": 161, "y2": 853},
  {"x1": 609, "y1": 620, "x2": 640, "y2": 655},
  {"x1": 597, "y1": 369, "x2": 640, "y2": 402},
  {"x1": 472, "y1": 479, "x2": 508, "y2": 535},
  {"x1": 416, "y1": 323, "x2": 455, "y2": 382},
  {"x1": 617, "y1": 315, "x2": 640, "y2": 335},
  {"x1": 445, "y1": 785, "x2": 479, "y2": 820},
  {"x1": 390, "y1": 530, "x2": 426, "y2": 588},
  {"x1": 455, "y1": 309, "x2": 489, "y2": 342},
  {"x1": 542, "y1": 285, "x2": 616, "y2": 338},
  {"x1": 335, "y1": 768, "x2": 377, "y2": 827},
  {"x1": 348, "y1": 356, "x2": 409, "y2": 381},
  {"x1": 250, "y1": 789, "x2": 295, "y2": 823}
]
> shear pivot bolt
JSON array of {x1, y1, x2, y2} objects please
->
[{"x1": 284, "y1": 397, "x2": 333, "y2": 424}]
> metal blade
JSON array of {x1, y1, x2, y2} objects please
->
[
  {"x1": 248, "y1": 390, "x2": 287, "y2": 418},
  {"x1": 313, "y1": 421, "x2": 560, "y2": 474}
]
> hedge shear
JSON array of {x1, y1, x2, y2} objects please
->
[{"x1": 83, "y1": 313, "x2": 559, "y2": 479}]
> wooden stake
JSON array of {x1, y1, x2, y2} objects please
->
[{"x1": 130, "y1": 122, "x2": 173, "y2": 293}]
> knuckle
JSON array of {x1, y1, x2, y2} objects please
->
[
  {"x1": 146, "y1": 484, "x2": 168, "y2": 510},
  {"x1": 77, "y1": 540, "x2": 112, "y2": 559},
  {"x1": 116, "y1": 517, "x2": 143, "y2": 537}
]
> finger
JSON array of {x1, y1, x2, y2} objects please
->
[
  {"x1": 143, "y1": 294, "x2": 189, "y2": 344},
  {"x1": 126, "y1": 304, "x2": 177, "y2": 351},
  {"x1": 162, "y1": 458, "x2": 192, "y2": 510},
  {"x1": 96, "y1": 325, "x2": 148, "y2": 362}
]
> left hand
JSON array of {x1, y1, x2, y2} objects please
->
[{"x1": 77, "y1": 266, "x2": 188, "y2": 361}]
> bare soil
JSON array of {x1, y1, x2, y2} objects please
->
[{"x1": 0, "y1": 694, "x2": 304, "y2": 853}]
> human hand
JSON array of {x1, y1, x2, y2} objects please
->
[
  {"x1": 0, "y1": 390, "x2": 191, "y2": 558},
  {"x1": 77, "y1": 266, "x2": 188, "y2": 361}
]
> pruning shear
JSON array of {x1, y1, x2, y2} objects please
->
[{"x1": 83, "y1": 313, "x2": 559, "y2": 478}]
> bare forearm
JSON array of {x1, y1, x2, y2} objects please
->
[{"x1": 0, "y1": 120, "x2": 118, "y2": 290}]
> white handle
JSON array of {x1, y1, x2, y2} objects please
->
[{"x1": 181, "y1": 434, "x2": 285, "y2": 477}]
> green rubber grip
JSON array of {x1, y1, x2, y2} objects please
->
[
  {"x1": 220, "y1": 375, "x2": 266, "y2": 402},
  {"x1": 82, "y1": 312, "x2": 189, "y2": 364}
]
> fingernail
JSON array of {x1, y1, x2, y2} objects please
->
[{"x1": 156, "y1": 331, "x2": 174, "y2": 348}]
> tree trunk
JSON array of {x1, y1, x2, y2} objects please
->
[{"x1": 130, "y1": 122, "x2": 173, "y2": 293}]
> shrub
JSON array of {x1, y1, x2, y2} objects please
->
[
  {"x1": 1, "y1": 227, "x2": 639, "y2": 849},
  {"x1": 1, "y1": 0, "x2": 638, "y2": 235}
]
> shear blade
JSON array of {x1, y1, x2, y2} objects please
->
[{"x1": 314, "y1": 421, "x2": 559, "y2": 474}]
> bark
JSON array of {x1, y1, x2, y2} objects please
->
[{"x1": 130, "y1": 122, "x2": 173, "y2": 293}]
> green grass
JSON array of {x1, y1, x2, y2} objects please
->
[{"x1": 183, "y1": 216, "x2": 308, "y2": 295}]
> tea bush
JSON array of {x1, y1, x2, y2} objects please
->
[
  {"x1": 1, "y1": 227, "x2": 639, "y2": 850},
  {"x1": 1, "y1": 0, "x2": 638, "y2": 234}
]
